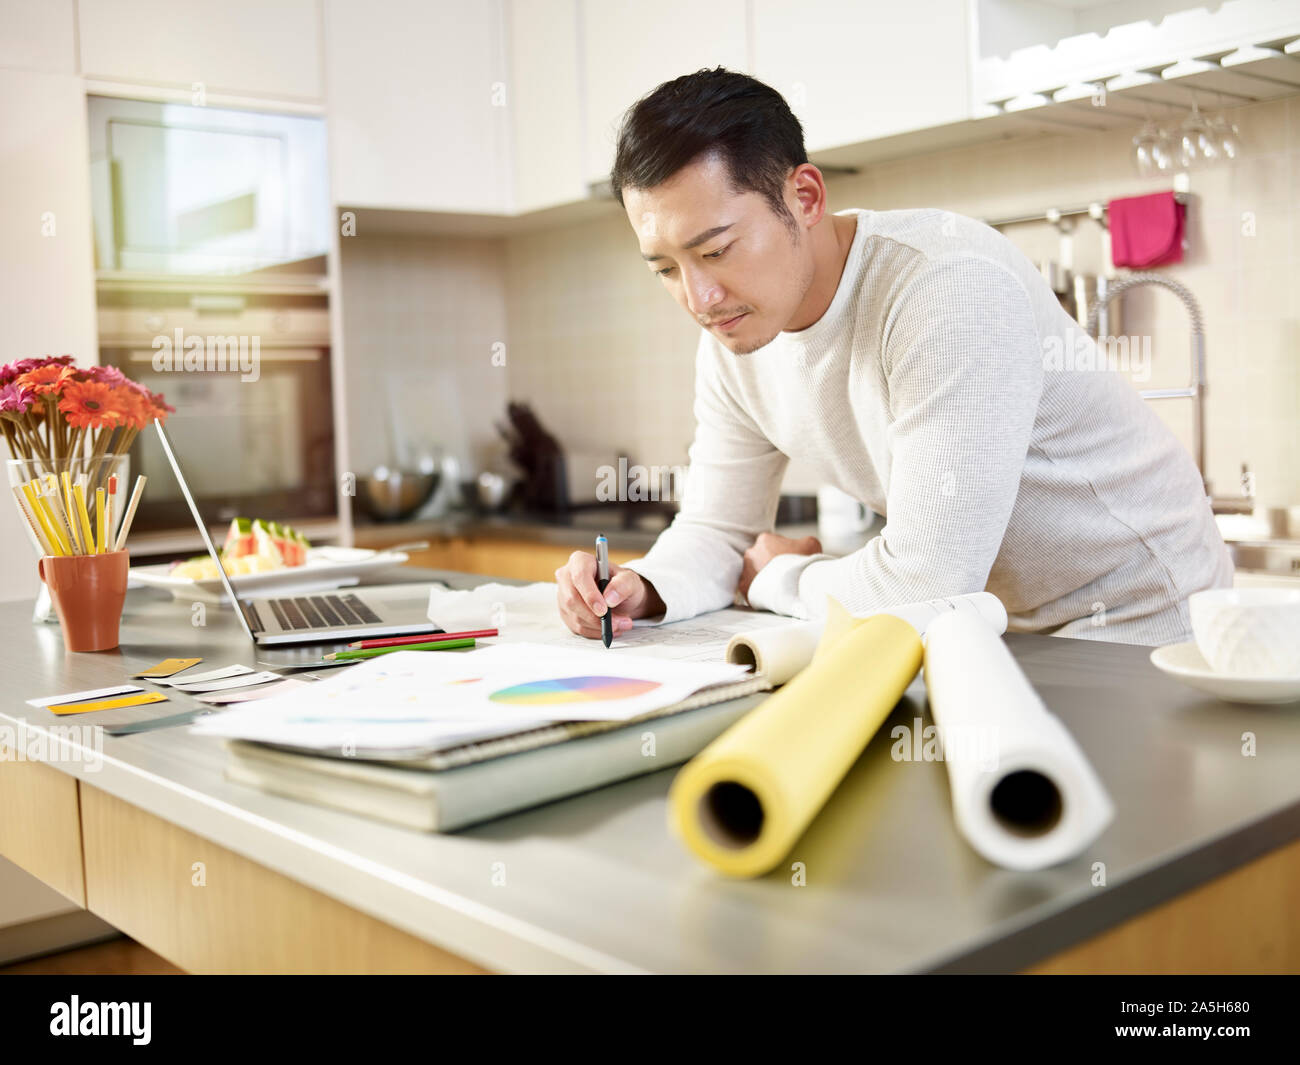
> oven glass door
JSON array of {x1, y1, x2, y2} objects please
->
[{"x1": 106, "y1": 347, "x2": 336, "y2": 532}]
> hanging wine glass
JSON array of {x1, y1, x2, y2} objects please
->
[
  {"x1": 1132, "y1": 117, "x2": 1163, "y2": 177},
  {"x1": 1177, "y1": 94, "x2": 1217, "y2": 170},
  {"x1": 1206, "y1": 93, "x2": 1245, "y2": 162}
]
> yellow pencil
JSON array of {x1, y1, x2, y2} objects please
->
[
  {"x1": 95, "y1": 487, "x2": 106, "y2": 553},
  {"x1": 42, "y1": 481, "x2": 77, "y2": 555},
  {"x1": 12, "y1": 486, "x2": 55, "y2": 555},
  {"x1": 20, "y1": 482, "x2": 67, "y2": 555},
  {"x1": 60, "y1": 471, "x2": 82, "y2": 553},
  {"x1": 72, "y1": 483, "x2": 95, "y2": 557},
  {"x1": 40, "y1": 475, "x2": 72, "y2": 544}
]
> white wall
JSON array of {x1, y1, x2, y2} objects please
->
[{"x1": 0, "y1": 50, "x2": 100, "y2": 601}]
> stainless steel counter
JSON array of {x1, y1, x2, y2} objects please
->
[{"x1": 4, "y1": 568, "x2": 1298, "y2": 973}]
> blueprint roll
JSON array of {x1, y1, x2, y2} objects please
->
[
  {"x1": 670, "y1": 612, "x2": 923, "y2": 878},
  {"x1": 725, "y1": 591, "x2": 1008, "y2": 686},
  {"x1": 922, "y1": 610, "x2": 1114, "y2": 871}
]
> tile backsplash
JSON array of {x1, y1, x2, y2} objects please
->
[{"x1": 349, "y1": 92, "x2": 1299, "y2": 510}]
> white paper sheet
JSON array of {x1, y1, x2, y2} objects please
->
[
  {"x1": 26, "y1": 684, "x2": 145, "y2": 708},
  {"x1": 191, "y1": 642, "x2": 751, "y2": 753},
  {"x1": 426, "y1": 581, "x2": 797, "y2": 662}
]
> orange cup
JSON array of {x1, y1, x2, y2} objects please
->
[{"x1": 38, "y1": 550, "x2": 130, "y2": 652}]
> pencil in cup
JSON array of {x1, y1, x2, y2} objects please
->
[
  {"x1": 95, "y1": 487, "x2": 106, "y2": 554},
  {"x1": 18, "y1": 483, "x2": 67, "y2": 555},
  {"x1": 112, "y1": 475, "x2": 147, "y2": 552},
  {"x1": 34, "y1": 478, "x2": 75, "y2": 555},
  {"x1": 11, "y1": 486, "x2": 56, "y2": 556},
  {"x1": 71, "y1": 483, "x2": 96, "y2": 558},
  {"x1": 324, "y1": 637, "x2": 476, "y2": 661}
]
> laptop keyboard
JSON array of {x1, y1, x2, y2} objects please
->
[{"x1": 266, "y1": 593, "x2": 382, "y2": 631}]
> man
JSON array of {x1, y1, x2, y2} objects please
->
[{"x1": 556, "y1": 67, "x2": 1232, "y2": 645}]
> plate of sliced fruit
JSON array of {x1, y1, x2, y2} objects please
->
[{"x1": 129, "y1": 518, "x2": 412, "y2": 601}]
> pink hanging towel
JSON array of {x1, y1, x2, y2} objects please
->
[{"x1": 1108, "y1": 191, "x2": 1186, "y2": 268}]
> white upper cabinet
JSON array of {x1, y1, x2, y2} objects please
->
[
  {"x1": 78, "y1": 0, "x2": 324, "y2": 103},
  {"x1": 0, "y1": 0, "x2": 77, "y2": 74},
  {"x1": 751, "y1": 0, "x2": 972, "y2": 153},
  {"x1": 510, "y1": 0, "x2": 586, "y2": 213},
  {"x1": 324, "y1": 0, "x2": 512, "y2": 213},
  {"x1": 580, "y1": 0, "x2": 749, "y2": 189}
]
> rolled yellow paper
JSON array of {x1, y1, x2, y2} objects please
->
[{"x1": 668, "y1": 607, "x2": 923, "y2": 878}]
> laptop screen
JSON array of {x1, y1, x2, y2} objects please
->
[{"x1": 151, "y1": 418, "x2": 258, "y2": 643}]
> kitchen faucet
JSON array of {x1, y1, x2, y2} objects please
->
[{"x1": 1084, "y1": 271, "x2": 1210, "y2": 498}]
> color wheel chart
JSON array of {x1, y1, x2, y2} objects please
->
[{"x1": 489, "y1": 675, "x2": 661, "y2": 706}]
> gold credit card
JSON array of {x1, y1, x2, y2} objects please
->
[
  {"x1": 49, "y1": 691, "x2": 170, "y2": 716},
  {"x1": 132, "y1": 657, "x2": 203, "y2": 679}
]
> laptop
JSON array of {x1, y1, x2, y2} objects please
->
[{"x1": 154, "y1": 419, "x2": 442, "y2": 648}]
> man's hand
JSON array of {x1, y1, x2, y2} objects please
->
[
  {"x1": 738, "y1": 532, "x2": 823, "y2": 602},
  {"x1": 555, "y1": 551, "x2": 666, "y2": 640}
]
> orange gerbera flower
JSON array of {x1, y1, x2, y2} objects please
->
[
  {"x1": 116, "y1": 384, "x2": 153, "y2": 430},
  {"x1": 14, "y1": 364, "x2": 75, "y2": 397},
  {"x1": 57, "y1": 379, "x2": 130, "y2": 430}
]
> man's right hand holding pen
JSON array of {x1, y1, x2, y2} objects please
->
[{"x1": 555, "y1": 549, "x2": 665, "y2": 642}]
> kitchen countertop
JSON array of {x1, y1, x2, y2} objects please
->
[
  {"x1": 352, "y1": 510, "x2": 843, "y2": 556},
  {"x1": 4, "y1": 567, "x2": 1298, "y2": 973}
]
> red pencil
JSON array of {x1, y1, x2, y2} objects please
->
[{"x1": 345, "y1": 628, "x2": 498, "y2": 650}]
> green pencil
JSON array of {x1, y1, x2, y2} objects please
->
[{"x1": 324, "y1": 638, "x2": 476, "y2": 661}]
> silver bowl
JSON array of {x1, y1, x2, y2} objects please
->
[{"x1": 359, "y1": 466, "x2": 440, "y2": 521}]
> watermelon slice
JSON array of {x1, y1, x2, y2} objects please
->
[
  {"x1": 219, "y1": 517, "x2": 310, "y2": 568},
  {"x1": 223, "y1": 517, "x2": 254, "y2": 558}
]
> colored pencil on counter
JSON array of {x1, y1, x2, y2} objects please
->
[
  {"x1": 112, "y1": 475, "x2": 147, "y2": 552},
  {"x1": 344, "y1": 628, "x2": 498, "y2": 650},
  {"x1": 323, "y1": 637, "x2": 476, "y2": 661}
]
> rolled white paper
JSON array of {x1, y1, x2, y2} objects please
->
[
  {"x1": 922, "y1": 609, "x2": 1114, "y2": 870},
  {"x1": 726, "y1": 591, "x2": 1008, "y2": 685}
]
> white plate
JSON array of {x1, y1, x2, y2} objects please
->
[
  {"x1": 1150, "y1": 641, "x2": 1300, "y2": 705},
  {"x1": 130, "y1": 547, "x2": 410, "y2": 602}
]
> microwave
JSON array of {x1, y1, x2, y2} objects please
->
[{"x1": 88, "y1": 95, "x2": 329, "y2": 277}]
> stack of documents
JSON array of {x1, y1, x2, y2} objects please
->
[{"x1": 196, "y1": 637, "x2": 773, "y2": 830}]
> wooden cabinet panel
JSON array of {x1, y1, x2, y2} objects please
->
[
  {"x1": 0, "y1": 740, "x2": 86, "y2": 907},
  {"x1": 79, "y1": 784, "x2": 485, "y2": 974}
]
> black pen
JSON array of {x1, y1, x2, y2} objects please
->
[{"x1": 596, "y1": 534, "x2": 613, "y2": 647}]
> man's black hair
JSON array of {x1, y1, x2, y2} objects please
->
[{"x1": 610, "y1": 66, "x2": 808, "y2": 235}]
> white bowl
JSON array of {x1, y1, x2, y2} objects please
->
[{"x1": 1188, "y1": 587, "x2": 1300, "y2": 677}]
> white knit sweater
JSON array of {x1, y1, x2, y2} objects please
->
[{"x1": 621, "y1": 207, "x2": 1233, "y2": 646}]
